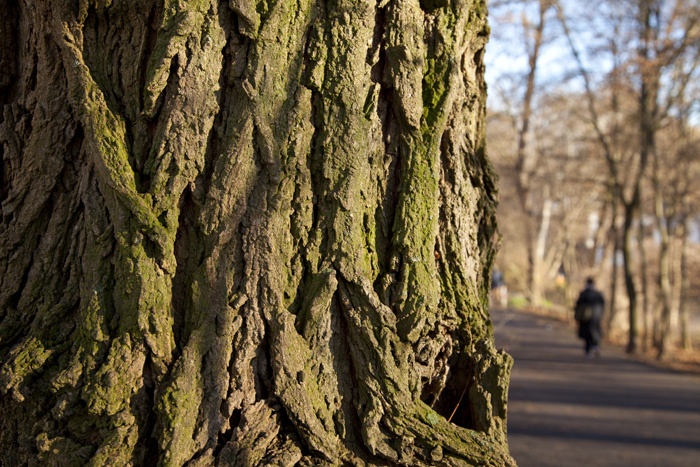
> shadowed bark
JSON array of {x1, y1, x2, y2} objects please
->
[{"x1": 0, "y1": 0, "x2": 512, "y2": 465}]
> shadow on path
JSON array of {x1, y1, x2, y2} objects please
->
[{"x1": 492, "y1": 308, "x2": 700, "y2": 467}]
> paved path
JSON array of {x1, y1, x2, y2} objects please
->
[{"x1": 491, "y1": 308, "x2": 700, "y2": 467}]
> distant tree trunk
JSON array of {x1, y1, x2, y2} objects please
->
[
  {"x1": 636, "y1": 217, "x2": 650, "y2": 351},
  {"x1": 606, "y1": 209, "x2": 621, "y2": 333},
  {"x1": 512, "y1": 0, "x2": 553, "y2": 308},
  {"x1": 678, "y1": 219, "x2": 692, "y2": 350},
  {"x1": 0, "y1": 0, "x2": 513, "y2": 465},
  {"x1": 653, "y1": 159, "x2": 672, "y2": 359},
  {"x1": 622, "y1": 201, "x2": 639, "y2": 353},
  {"x1": 531, "y1": 192, "x2": 553, "y2": 306},
  {"x1": 625, "y1": 0, "x2": 659, "y2": 354}
]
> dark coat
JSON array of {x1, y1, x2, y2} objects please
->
[{"x1": 575, "y1": 286, "x2": 604, "y2": 344}]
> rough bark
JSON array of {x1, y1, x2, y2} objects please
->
[{"x1": 0, "y1": 0, "x2": 512, "y2": 465}]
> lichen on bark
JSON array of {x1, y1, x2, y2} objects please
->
[{"x1": 0, "y1": 0, "x2": 513, "y2": 465}]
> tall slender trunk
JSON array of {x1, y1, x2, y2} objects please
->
[
  {"x1": 606, "y1": 203, "x2": 620, "y2": 333},
  {"x1": 513, "y1": 0, "x2": 552, "y2": 308},
  {"x1": 623, "y1": 201, "x2": 639, "y2": 353},
  {"x1": 625, "y1": 0, "x2": 659, "y2": 354},
  {"x1": 678, "y1": 219, "x2": 692, "y2": 350},
  {"x1": 530, "y1": 190, "x2": 553, "y2": 307},
  {"x1": 637, "y1": 216, "x2": 650, "y2": 351},
  {"x1": 654, "y1": 208, "x2": 672, "y2": 359}
]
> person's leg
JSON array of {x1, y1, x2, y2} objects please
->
[
  {"x1": 590, "y1": 320, "x2": 602, "y2": 357},
  {"x1": 584, "y1": 337, "x2": 593, "y2": 357}
]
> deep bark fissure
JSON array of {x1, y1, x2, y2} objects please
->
[
  {"x1": 201, "y1": 19, "x2": 247, "y2": 194},
  {"x1": 138, "y1": 354, "x2": 161, "y2": 465},
  {"x1": 141, "y1": 52, "x2": 181, "y2": 192},
  {"x1": 0, "y1": 0, "x2": 19, "y2": 203},
  {"x1": 6, "y1": 191, "x2": 63, "y2": 320},
  {"x1": 334, "y1": 278, "x2": 390, "y2": 461},
  {"x1": 329, "y1": 289, "x2": 369, "y2": 456},
  {"x1": 139, "y1": 1, "x2": 163, "y2": 102},
  {"x1": 0, "y1": 144, "x2": 6, "y2": 205},
  {"x1": 132, "y1": 2, "x2": 166, "y2": 178},
  {"x1": 5, "y1": 259, "x2": 32, "y2": 316},
  {"x1": 0, "y1": 0, "x2": 20, "y2": 101},
  {"x1": 171, "y1": 185, "x2": 197, "y2": 349},
  {"x1": 255, "y1": 319, "x2": 274, "y2": 402}
]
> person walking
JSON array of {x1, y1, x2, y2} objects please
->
[
  {"x1": 574, "y1": 277, "x2": 605, "y2": 358},
  {"x1": 491, "y1": 269, "x2": 508, "y2": 308}
]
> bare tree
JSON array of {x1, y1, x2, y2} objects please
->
[
  {"x1": 488, "y1": 0, "x2": 563, "y2": 306},
  {"x1": 653, "y1": 120, "x2": 700, "y2": 356},
  {"x1": 545, "y1": 1, "x2": 635, "y2": 330},
  {"x1": 555, "y1": 0, "x2": 700, "y2": 353},
  {"x1": 648, "y1": 1, "x2": 700, "y2": 357}
]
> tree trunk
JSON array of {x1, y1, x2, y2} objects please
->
[
  {"x1": 530, "y1": 192, "x2": 552, "y2": 307},
  {"x1": 606, "y1": 206, "x2": 620, "y2": 333},
  {"x1": 0, "y1": 0, "x2": 513, "y2": 465},
  {"x1": 512, "y1": 0, "x2": 553, "y2": 308},
  {"x1": 636, "y1": 215, "x2": 650, "y2": 351},
  {"x1": 653, "y1": 164, "x2": 672, "y2": 359},
  {"x1": 678, "y1": 219, "x2": 691, "y2": 350},
  {"x1": 622, "y1": 201, "x2": 639, "y2": 353},
  {"x1": 624, "y1": 0, "x2": 658, "y2": 355}
]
